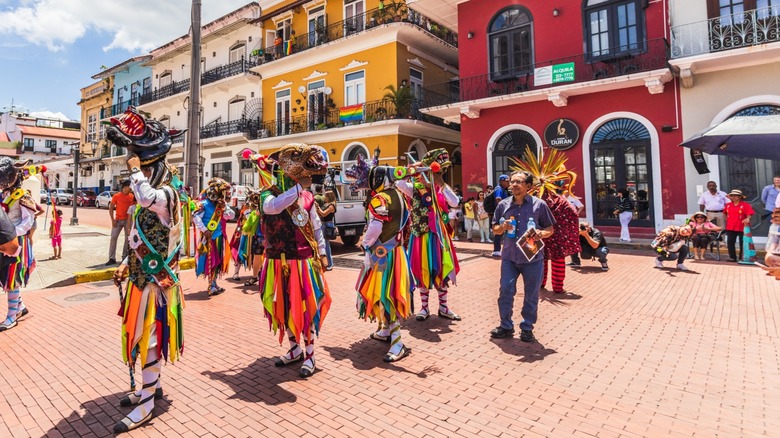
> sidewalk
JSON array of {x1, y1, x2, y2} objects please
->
[{"x1": 1, "y1": 246, "x2": 777, "y2": 437}]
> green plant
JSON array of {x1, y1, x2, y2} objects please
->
[
  {"x1": 373, "y1": 0, "x2": 407, "y2": 23},
  {"x1": 382, "y1": 84, "x2": 413, "y2": 118},
  {"x1": 316, "y1": 122, "x2": 328, "y2": 130}
]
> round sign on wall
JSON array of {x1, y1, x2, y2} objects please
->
[{"x1": 544, "y1": 119, "x2": 580, "y2": 151}]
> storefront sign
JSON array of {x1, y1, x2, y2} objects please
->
[
  {"x1": 534, "y1": 62, "x2": 575, "y2": 86},
  {"x1": 544, "y1": 118, "x2": 580, "y2": 150},
  {"x1": 690, "y1": 149, "x2": 710, "y2": 175}
]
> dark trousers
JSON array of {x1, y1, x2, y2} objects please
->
[
  {"x1": 493, "y1": 234, "x2": 502, "y2": 252},
  {"x1": 725, "y1": 230, "x2": 744, "y2": 260},
  {"x1": 657, "y1": 244, "x2": 689, "y2": 264},
  {"x1": 572, "y1": 247, "x2": 609, "y2": 264}
]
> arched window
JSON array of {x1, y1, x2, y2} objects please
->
[
  {"x1": 584, "y1": 0, "x2": 646, "y2": 60},
  {"x1": 407, "y1": 140, "x2": 427, "y2": 162},
  {"x1": 492, "y1": 129, "x2": 537, "y2": 185},
  {"x1": 488, "y1": 6, "x2": 533, "y2": 81}
]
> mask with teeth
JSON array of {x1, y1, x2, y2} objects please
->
[
  {"x1": 203, "y1": 178, "x2": 230, "y2": 202},
  {"x1": 420, "y1": 148, "x2": 451, "y2": 173},
  {"x1": 270, "y1": 143, "x2": 329, "y2": 182},
  {"x1": 106, "y1": 107, "x2": 185, "y2": 166}
]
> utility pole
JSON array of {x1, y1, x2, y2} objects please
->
[
  {"x1": 185, "y1": 0, "x2": 203, "y2": 195},
  {"x1": 70, "y1": 142, "x2": 80, "y2": 225}
]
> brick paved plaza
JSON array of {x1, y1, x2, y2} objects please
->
[{"x1": 1, "y1": 245, "x2": 778, "y2": 437}]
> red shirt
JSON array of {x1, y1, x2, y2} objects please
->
[
  {"x1": 724, "y1": 201, "x2": 754, "y2": 231},
  {"x1": 111, "y1": 192, "x2": 135, "y2": 220}
]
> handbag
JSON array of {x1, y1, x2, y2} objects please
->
[
  {"x1": 324, "y1": 222, "x2": 337, "y2": 240},
  {"x1": 479, "y1": 212, "x2": 489, "y2": 220}
]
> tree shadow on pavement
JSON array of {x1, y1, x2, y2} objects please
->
[
  {"x1": 401, "y1": 314, "x2": 456, "y2": 343},
  {"x1": 201, "y1": 358, "x2": 298, "y2": 405},
  {"x1": 490, "y1": 338, "x2": 557, "y2": 363},
  {"x1": 323, "y1": 338, "x2": 440, "y2": 378},
  {"x1": 45, "y1": 390, "x2": 171, "y2": 437}
]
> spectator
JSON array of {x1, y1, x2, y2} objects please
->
[
  {"x1": 107, "y1": 180, "x2": 135, "y2": 265},
  {"x1": 49, "y1": 209, "x2": 63, "y2": 259},
  {"x1": 570, "y1": 221, "x2": 609, "y2": 270},
  {"x1": 315, "y1": 189, "x2": 337, "y2": 271},
  {"x1": 490, "y1": 175, "x2": 510, "y2": 257},
  {"x1": 636, "y1": 190, "x2": 650, "y2": 220},
  {"x1": 614, "y1": 188, "x2": 634, "y2": 242},
  {"x1": 652, "y1": 224, "x2": 693, "y2": 271},
  {"x1": 463, "y1": 197, "x2": 476, "y2": 242},
  {"x1": 698, "y1": 181, "x2": 729, "y2": 226},
  {"x1": 760, "y1": 176, "x2": 780, "y2": 220},
  {"x1": 689, "y1": 211, "x2": 722, "y2": 260},
  {"x1": 723, "y1": 189, "x2": 754, "y2": 262},
  {"x1": 490, "y1": 171, "x2": 555, "y2": 343},
  {"x1": 274, "y1": 31, "x2": 283, "y2": 59},
  {"x1": 448, "y1": 195, "x2": 462, "y2": 241},
  {"x1": 475, "y1": 191, "x2": 490, "y2": 243}
]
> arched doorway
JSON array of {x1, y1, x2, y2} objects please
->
[
  {"x1": 491, "y1": 129, "x2": 537, "y2": 185},
  {"x1": 590, "y1": 118, "x2": 653, "y2": 227},
  {"x1": 718, "y1": 104, "x2": 780, "y2": 236}
]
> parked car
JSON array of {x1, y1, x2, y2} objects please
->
[
  {"x1": 39, "y1": 189, "x2": 50, "y2": 205},
  {"x1": 75, "y1": 190, "x2": 97, "y2": 207},
  {"x1": 50, "y1": 188, "x2": 73, "y2": 205},
  {"x1": 95, "y1": 191, "x2": 118, "y2": 209}
]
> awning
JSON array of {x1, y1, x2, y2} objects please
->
[{"x1": 679, "y1": 115, "x2": 780, "y2": 161}]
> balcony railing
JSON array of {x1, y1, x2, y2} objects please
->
[
  {"x1": 138, "y1": 79, "x2": 191, "y2": 105},
  {"x1": 99, "y1": 145, "x2": 126, "y2": 158},
  {"x1": 200, "y1": 118, "x2": 261, "y2": 140},
  {"x1": 671, "y1": 6, "x2": 780, "y2": 59},
  {"x1": 421, "y1": 38, "x2": 669, "y2": 108},
  {"x1": 101, "y1": 97, "x2": 144, "y2": 119},
  {"x1": 248, "y1": 6, "x2": 456, "y2": 66},
  {"x1": 202, "y1": 59, "x2": 259, "y2": 86}
]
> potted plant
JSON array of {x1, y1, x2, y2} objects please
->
[
  {"x1": 382, "y1": 84, "x2": 413, "y2": 118},
  {"x1": 385, "y1": 0, "x2": 408, "y2": 22}
]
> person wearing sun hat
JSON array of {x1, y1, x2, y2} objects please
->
[
  {"x1": 108, "y1": 107, "x2": 186, "y2": 433},
  {"x1": 723, "y1": 189, "x2": 754, "y2": 262},
  {"x1": 689, "y1": 211, "x2": 722, "y2": 260}
]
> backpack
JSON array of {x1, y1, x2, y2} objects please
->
[{"x1": 483, "y1": 190, "x2": 498, "y2": 214}]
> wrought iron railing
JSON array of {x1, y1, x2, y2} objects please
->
[
  {"x1": 249, "y1": 6, "x2": 457, "y2": 65},
  {"x1": 202, "y1": 59, "x2": 260, "y2": 86},
  {"x1": 421, "y1": 38, "x2": 669, "y2": 108},
  {"x1": 101, "y1": 97, "x2": 144, "y2": 119},
  {"x1": 138, "y1": 79, "x2": 190, "y2": 105},
  {"x1": 200, "y1": 118, "x2": 261, "y2": 139},
  {"x1": 671, "y1": 6, "x2": 780, "y2": 58}
]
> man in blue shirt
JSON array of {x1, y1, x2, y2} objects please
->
[
  {"x1": 490, "y1": 171, "x2": 555, "y2": 342},
  {"x1": 760, "y1": 176, "x2": 780, "y2": 220},
  {"x1": 491, "y1": 175, "x2": 510, "y2": 257}
]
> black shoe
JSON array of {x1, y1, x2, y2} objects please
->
[
  {"x1": 18, "y1": 308, "x2": 29, "y2": 318},
  {"x1": 490, "y1": 326, "x2": 514, "y2": 338},
  {"x1": 119, "y1": 388, "x2": 163, "y2": 407},
  {"x1": 727, "y1": 258, "x2": 737, "y2": 262},
  {"x1": 601, "y1": 262, "x2": 609, "y2": 271},
  {"x1": 566, "y1": 262, "x2": 581, "y2": 267},
  {"x1": 520, "y1": 329, "x2": 536, "y2": 343},
  {"x1": 106, "y1": 259, "x2": 117, "y2": 266}
]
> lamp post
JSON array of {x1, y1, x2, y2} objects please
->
[
  {"x1": 70, "y1": 141, "x2": 98, "y2": 225},
  {"x1": 373, "y1": 146, "x2": 381, "y2": 160}
]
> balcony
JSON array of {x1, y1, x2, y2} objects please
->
[
  {"x1": 421, "y1": 38, "x2": 669, "y2": 108},
  {"x1": 671, "y1": 6, "x2": 780, "y2": 59},
  {"x1": 101, "y1": 97, "x2": 144, "y2": 119},
  {"x1": 200, "y1": 118, "x2": 261, "y2": 140},
  {"x1": 138, "y1": 79, "x2": 191, "y2": 105},
  {"x1": 247, "y1": 6, "x2": 456, "y2": 66},
  {"x1": 201, "y1": 59, "x2": 260, "y2": 86},
  {"x1": 253, "y1": 98, "x2": 458, "y2": 140}
]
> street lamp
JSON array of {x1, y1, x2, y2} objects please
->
[
  {"x1": 374, "y1": 146, "x2": 381, "y2": 160},
  {"x1": 69, "y1": 141, "x2": 98, "y2": 225}
]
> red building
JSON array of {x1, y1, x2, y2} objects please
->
[{"x1": 414, "y1": 0, "x2": 683, "y2": 236}]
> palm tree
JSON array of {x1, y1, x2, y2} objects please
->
[{"x1": 382, "y1": 84, "x2": 413, "y2": 118}]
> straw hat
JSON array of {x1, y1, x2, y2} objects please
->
[
  {"x1": 691, "y1": 211, "x2": 707, "y2": 220},
  {"x1": 727, "y1": 189, "x2": 746, "y2": 198}
]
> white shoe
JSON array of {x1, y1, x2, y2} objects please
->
[
  {"x1": 452, "y1": 236, "x2": 459, "y2": 240},
  {"x1": 654, "y1": 259, "x2": 663, "y2": 268},
  {"x1": 481, "y1": 239, "x2": 487, "y2": 243},
  {"x1": 677, "y1": 264, "x2": 689, "y2": 271},
  {"x1": 491, "y1": 251, "x2": 501, "y2": 257}
]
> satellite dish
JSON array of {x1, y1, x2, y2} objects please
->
[{"x1": 323, "y1": 87, "x2": 333, "y2": 95}]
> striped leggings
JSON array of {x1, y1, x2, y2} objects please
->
[{"x1": 541, "y1": 256, "x2": 566, "y2": 293}]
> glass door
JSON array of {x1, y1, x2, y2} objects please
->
[
  {"x1": 308, "y1": 6, "x2": 326, "y2": 46},
  {"x1": 344, "y1": 0, "x2": 365, "y2": 36},
  {"x1": 275, "y1": 89, "x2": 291, "y2": 136},
  {"x1": 591, "y1": 141, "x2": 652, "y2": 227}
]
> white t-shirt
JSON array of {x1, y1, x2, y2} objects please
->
[{"x1": 697, "y1": 190, "x2": 729, "y2": 211}]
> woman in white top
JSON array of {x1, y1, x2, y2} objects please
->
[{"x1": 475, "y1": 191, "x2": 490, "y2": 243}]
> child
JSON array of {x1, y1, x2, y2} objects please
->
[{"x1": 49, "y1": 209, "x2": 63, "y2": 259}]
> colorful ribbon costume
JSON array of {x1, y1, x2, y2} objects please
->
[
  {"x1": 396, "y1": 148, "x2": 461, "y2": 321},
  {"x1": 0, "y1": 159, "x2": 41, "y2": 332},
  {"x1": 346, "y1": 157, "x2": 414, "y2": 362},
  {"x1": 193, "y1": 178, "x2": 235, "y2": 296},
  {"x1": 255, "y1": 143, "x2": 332, "y2": 378},
  {"x1": 107, "y1": 107, "x2": 185, "y2": 434}
]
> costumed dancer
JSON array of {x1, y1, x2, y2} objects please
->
[
  {"x1": 509, "y1": 147, "x2": 581, "y2": 294},
  {"x1": 229, "y1": 201, "x2": 252, "y2": 280},
  {"x1": 108, "y1": 108, "x2": 185, "y2": 433},
  {"x1": 0, "y1": 159, "x2": 42, "y2": 332},
  {"x1": 254, "y1": 143, "x2": 331, "y2": 378},
  {"x1": 193, "y1": 178, "x2": 235, "y2": 296},
  {"x1": 241, "y1": 187, "x2": 265, "y2": 287},
  {"x1": 346, "y1": 157, "x2": 414, "y2": 362},
  {"x1": 396, "y1": 148, "x2": 461, "y2": 321}
]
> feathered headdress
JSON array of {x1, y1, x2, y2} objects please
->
[
  {"x1": 508, "y1": 146, "x2": 578, "y2": 199},
  {"x1": 241, "y1": 148, "x2": 277, "y2": 190}
]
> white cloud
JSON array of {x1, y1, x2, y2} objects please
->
[
  {"x1": 30, "y1": 111, "x2": 73, "y2": 121},
  {"x1": 0, "y1": 0, "x2": 253, "y2": 53}
]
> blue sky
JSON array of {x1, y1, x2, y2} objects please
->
[{"x1": 0, "y1": 0, "x2": 253, "y2": 121}]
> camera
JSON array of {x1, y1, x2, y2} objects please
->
[{"x1": 580, "y1": 224, "x2": 587, "y2": 231}]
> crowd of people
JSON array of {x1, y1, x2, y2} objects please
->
[{"x1": 3, "y1": 108, "x2": 779, "y2": 435}]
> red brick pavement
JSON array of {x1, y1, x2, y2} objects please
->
[{"x1": 1, "y1": 245, "x2": 778, "y2": 437}]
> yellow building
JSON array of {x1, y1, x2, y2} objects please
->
[
  {"x1": 250, "y1": 0, "x2": 461, "y2": 187},
  {"x1": 75, "y1": 78, "x2": 112, "y2": 190}
]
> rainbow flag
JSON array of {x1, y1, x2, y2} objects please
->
[{"x1": 339, "y1": 104, "x2": 364, "y2": 123}]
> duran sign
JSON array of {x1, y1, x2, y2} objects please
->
[
  {"x1": 534, "y1": 62, "x2": 575, "y2": 86},
  {"x1": 544, "y1": 118, "x2": 580, "y2": 150}
]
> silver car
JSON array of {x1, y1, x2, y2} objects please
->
[
  {"x1": 50, "y1": 188, "x2": 73, "y2": 205},
  {"x1": 95, "y1": 191, "x2": 118, "y2": 209}
]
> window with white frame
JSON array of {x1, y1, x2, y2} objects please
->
[
  {"x1": 344, "y1": 0, "x2": 365, "y2": 34},
  {"x1": 584, "y1": 0, "x2": 645, "y2": 59},
  {"x1": 275, "y1": 89, "x2": 291, "y2": 136},
  {"x1": 344, "y1": 70, "x2": 365, "y2": 106},
  {"x1": 212, "y1": 162, "x2": 232, "y2": 181},
  {"x1": 142, "y1": 77, "x2": 152, "y2": 95},
  {"x1": 23, "y1": 138, "x2": 34, "y2": 151},
  {"x1": 308, "y1": 6, "x2": 327, "y2": 46},
  {"x1": 277, "y1": 19, "x2": 292, "y2": 41},
  {"x1": 159, "y1": 71, "x2": 172, "y2": 88},
  {"x1": 229, "y1": 43, "x2": 245, "y2": 63},
  {"x1": 229, "y1": 99, "x2": 245, "y2": 121},
  {"x1": 308, "y1": 80, "x2": 327, "y2": 130},
  {"x1": 87, "y1": 113, "x2": 97, "y2": 143},
  {"x1": 45, "y1": 139, "x2": 56, "y2": 151}
]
